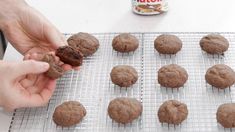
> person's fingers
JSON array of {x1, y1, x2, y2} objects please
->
[
  {"x1": 23, "y1": 52, "x2": 68, "y2": 70},
  {"x1": 62, "y1": 64, "x2": 73, "y2": 71},
  {"x1": 23, "y1": 54, "x2": 30, "y2": 60},
  {"x1": 26, "y1": 80, "x2": 56, "y2": 107},
  {"x1": 10, "y1": 60, "x2": 49, "y2": 78},
  {"x1": 73, "y1": 66, "x2": 80, "y2": 71},
  {"x1": 29, "y1": 53, "x2": 44, "y2": 61},
  {"x1": 30, "y1": 53, "x2": 39, "y2": 60},
  {"x1": 24, "y1": 52, "x2": 44, "y2": 61},
  {"x1": 2, "y1": 87, "x2": 31, "y2": 112},
  {"x1": 61, "y1": 64, "x2": 80, "y2": 71},
  {"x1": 28, "y1": 75, "x2": 51, "y2": 94},
  {"x1": 20, "y1": 75, "x2": 37, "y2": 89},
  {"x1": 44, "y1": 23, "x2": 67, "y2": 49}
]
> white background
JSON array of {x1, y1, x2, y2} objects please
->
[{"x1": 1, "y1": 0, "x2": 235, "y2": 131}]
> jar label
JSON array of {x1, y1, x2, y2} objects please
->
[{"x1": 132, "y1": 0, "x2": 168, "y2": 15}]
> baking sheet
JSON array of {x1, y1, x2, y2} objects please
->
[{"x1": 9, "y1": 32, "x2": 235, "y2": 132}]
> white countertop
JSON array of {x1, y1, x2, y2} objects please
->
[{"x1": 2, "y1": 0, "x2": 235, "y2": 131}]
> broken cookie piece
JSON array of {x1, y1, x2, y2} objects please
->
[
  {"x1": 41, "y1": 54, "x2": 64, "y2": 79},
  {"x1": 56, "y1": 46, "x2": 83, "y2": 66}
]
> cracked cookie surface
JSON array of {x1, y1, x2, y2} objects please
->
[
  {"x1": 217, "y1": 103, "x2": 235, "y2": 128},
  {"x1": 108, "y1": 97, "x2": 142, "y2": 124},
  {"x1": 110, "y1": 65, "x2": 138, "y2": 87},
  {"x1": 158, "y1": 100, "x2": 188, "y2": 125},
  {"x1": 200, "y1": 34, "x2": 229, "y2": 54},
  {"x1": 154, "y1": 34, "x2": 182, "y2": 54},
  {"x1": 68, "y1": 32, "x2": 99, "y2": 57},
  {"x1": 112, "y1": 33, "x2": 139, "y2": 53},
  {"x1": 53, "y1": 101, "x2": 86, "y2": 127},
  {"x1": 158, "y1": 64, "x2": 188, "y2": 88},
  {"x1": 205, "y1": 64, "x2": 235, "y2": 89}
]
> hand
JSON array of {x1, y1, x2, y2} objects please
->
[
  {"x1": 0, "y1": 60, "x2": 56, "y2": 111},
  {"x1": 0, "y1": 0, "x2": 66, "y2": 55},
  {"x1": 24, "y1": 52, "x2": 80, "y2": 71},
  {"x1": 0, "y1": 0, "x2": 77, "y2": 70}
]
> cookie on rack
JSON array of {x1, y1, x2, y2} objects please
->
[
  {"x1": 154, "y1": 34, "x2": 182, "y2": 54},
  {"x1": 68, "y1": 32, "x2": 99, "y2": 57},
  {"x1": 112, "y1": 33, "x2": 139, "y2": 53},
  {"x1": 158, "y1": 100, "x2": 188, "y2": 125},
  {"x1": 217, "y1": 103, "x2": 235, "y2": 128},
  {"x1": 200, "y1": 34, "x2": 229, "y2": 54},
  {"x1": 158, "y1": 64, "x2": 188, "y2": 88},
  {"x1": 53, "y1": 101, "x2": 86, "y2": 127},
  {"x1": 108, "y1": 97, "x2": 142, "y2": 124},
  {"x1": 56, "y1": 46, "x2": 83, "y2": 66},
  {"x1": 110, "y1": 65, "x2": 138, "y2": 87},
  {"x1": 205, "y1": 64, "x2": 235, "y2": 89},
  {"x1": 41, "y1": 53, "x2": 65, "y2": 79}
]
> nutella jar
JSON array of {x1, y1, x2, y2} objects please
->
[{"x1": 132, "y1": 0, "x2": 168, "y2": 15}]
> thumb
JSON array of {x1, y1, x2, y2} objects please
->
[
  {"x1": 44, "y1": 23, "x2": 67, "y2": 49},
  {"x1": 11, "y1": 60, "x2": 49, "y2": 77}
]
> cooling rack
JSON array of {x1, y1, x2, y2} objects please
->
[{"x1": 9, "y1": 32, "x2": 235, "y2": 132}]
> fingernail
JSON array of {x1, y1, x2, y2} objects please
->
[{"x1": 41, "y1": 62, "x2": 49, "y2": 70}]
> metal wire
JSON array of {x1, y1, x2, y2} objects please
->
[
  {"x1": 142, "y1": 33, "x2": 235, "y2": 132},
  {"x1": 9, "y1": 32, "x2": 235, "y2": 132}
]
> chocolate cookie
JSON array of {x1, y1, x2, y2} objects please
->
[
  {"x1": 53, "y1": 101, "x2": 86, "y2": 127},
  {"x1": 68, "y1": 32, "x2": 99, "y2": 57},
  {"x1": 56, "y1": 46, "x2": 83, "y2": 66},
  {"x1": 158, "y1": 100, "x2": 188, "y2": 125},
  {"x1": 110, "y1": 65, "x2": 138, "y2": 87},
  {"x1": 112, "y1": 33, "x2": 139, "y2": 53},
  {"x1": 217, "y1": 103, "x2": 235, "y2": 128},
  {"x1": 154, "y1": 34, "x2": 182, "y2": 54},
  {"x1": 200, "y1": 34, "x2": 229, "y2": 54},
  {"x1": 41, "y1": 54, "x2": 64, "y2": 79},
  {"x1": 205, "y1": 64, "x2": 235, "y2": 89},
  {"x1": 158, "y1": 64, "x2": 188, "y2": 88},
  {"x1": 108, "y1": 97, "x2": 142, "y2": 124}
]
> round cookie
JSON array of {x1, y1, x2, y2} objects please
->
[
  {"x1": 158, "y1": 100, "x2": 188, "y2": 125},
  {"x1": 200, "y1": 34, "x2": 229, "y2": 54},
  {"x1": 217, "y1": 103, "x2": 235, "y2": 128},
  {"x1": 68, "y1": 32, "x2": 99, "y2": 57},
  {"x1": 158, "y1": 64, "x2": 188, "y2": 88},
  {"x1": 56, "y1": 46, "x2": 83, "y2": 66},
  {"x1": 41, "y1": 54, "x2": 64, "y2": 79},
  {"x1": 205, "y1": 64, "x2": 235, "y2": 89},
  {"x1": 154, "y1": 34, "x2": 182, "y2": 54},
  {"x1": 108, "y1": 97, "x2": 142, "y2": 124},
  {"x1": 53, "y1": 101, "x2": 86, "y2": 127},
  {"x1": 112, "y1": 33, "x2": 139, "y2": 53},
  {"x1": 110, "y1": 65, "x2": 138, "y2": 87}
]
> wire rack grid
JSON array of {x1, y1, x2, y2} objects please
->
[
  {"x1": 9, "y1": 33, "x2": 143, "y2": 132},
  {"x1": 142, "y1": 32, "x2": 235, "y2": 132},
  {"x1": 8, "y1": 32, "x2": 235, "y2": 132}
]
